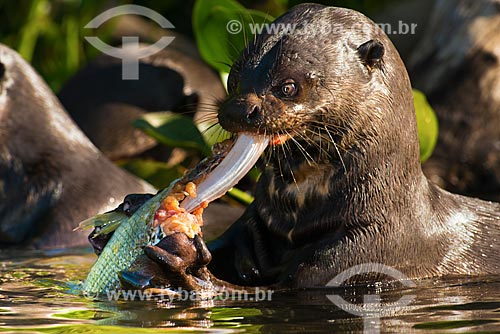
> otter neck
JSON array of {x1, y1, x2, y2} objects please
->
[{"x1": 255, "y1": 108, "x2": 424, "y2": 245}]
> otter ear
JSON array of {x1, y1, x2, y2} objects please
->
[{"x1": 357, "y1": 40, "x2": 384, "y2": 70}]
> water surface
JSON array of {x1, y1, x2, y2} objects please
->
[{"x1": 1, "y1": 248, "x2": 499, "y2": 333}]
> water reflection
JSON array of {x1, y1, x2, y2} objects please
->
[{"x1": 0, "y1": 248, "x2": 499, "y2": 333}]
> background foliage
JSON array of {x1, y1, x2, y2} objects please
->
[{"x1": 0, "y1": 0, "x2": 438, "y2": 199}]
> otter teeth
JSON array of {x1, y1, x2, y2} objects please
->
[{"x1": 180, "y1": 134, "x2": 269, "y2": 212}]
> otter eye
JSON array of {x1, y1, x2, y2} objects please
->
[{"x1": 281, "y1": 81, "x2": 297, "y2": 97}]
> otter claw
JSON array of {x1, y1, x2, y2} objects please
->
[
  {"x1": 144, "y1": 245, "x2": 185, "y2": 272},
  {"x1": 88, "y1": 229, "x2": 113, "y2": 255},
  {"x1": 143, "y1": 233, "x2": 213, "y2": 290},
  {"x1": 193, "y1": 234, "x2": 212, "y2": 266},
  {"x1": 144, "y1": 233, "x2": 198, "y2": 268},
  {"x1": 88, "y1": 193, "x2": 154, "y2": 255}
]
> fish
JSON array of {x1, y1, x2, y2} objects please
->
[
  {"x1": 80, "y1": 134, "x2": 269, "y2": 295},
  {"x1": 81, "y1": 185, "x2": 174, "y2": 295}
]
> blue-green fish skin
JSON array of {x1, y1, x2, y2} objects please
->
[{"x1": 82, "y1": 185, "x2": 175, "y2": 295}]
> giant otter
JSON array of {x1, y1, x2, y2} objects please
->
[
  {"x1": 93, "y1": 4, "x2": 500, "y2": 288},
  {"x1": 407, "y1": 0, "x2": 500, "y2": 202},
  {"x1": 0, "y1": 44, "x2": 155, "y2": 249},
  {"x1": 0, "y1": 44, "x2": 242, "y2": 249}
]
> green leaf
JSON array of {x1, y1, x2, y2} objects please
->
[
  {"x1": 227, "y1": 187, "x2": 254, "y2": 206},
  {"x1": 413, "y1": 89, "x2": 438, "y2": 162},
  {"x1": 18, "y1": 0, "x2": 52, "y2": 62},
  {"x1": 118, "y1": 159, "x2": 184, "y2": 189},
  {"x1": 211, "y1": 307, "x2": 262, "y2": 320},
  {"x1": 197, "y1": 122, "x2": 232, "y2": 148},
  {"x1": 53, "y1": 309, "x2": 115, "y2": 320},
  {"x1": 193, "y1": 0, "x2": 274, "y2": 73},
  {"x1": 134, "y1": 112, "x2": 212, "y2": 156}
]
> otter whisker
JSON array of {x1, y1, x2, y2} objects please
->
[
  {"x1": 288, "y1": 132, "x2": 318, "y2": 166},
  {"x1": 192, "y1": 110, "x2": 218, "y2": 117},
  {"x1": 192, "y1": 104, "x2": 222, "y2": 111},
  {"x1": 275, "y1": 143, "x2": 284, "y2": 180},
  {"x1": 321, "y1": 125, "x2": 347, "y2": 173},
  {"x1": 317, "y1": 126, "x2": 324, "y2": 159},
  {"x1": 278, "y1": 133, "x2": 299, "y2": 190},
  {"x1": 301, "y1": 127, "x2": 356, "y2": 164},
  {"x1": 193, "y1": 114, "x2": 219, "y2": 124},
  {"x1": 174, "y1": 109, "x2": 218, "y2": 119},
  {"x1": 190, "y1": 104, "x2": 221, "y2": 111},
  {"x1": 199, "y1": 122, "x2": 222, "y2": 139},
  {"x1": 295, "y1": 129, "x2": 333, "y2": 162},
  {"x1": 224, "y1": 37, "x2": 245, "y2": 68},
  {"x1": 306, "y1": 118, "x2": 351, "y2": 134}
]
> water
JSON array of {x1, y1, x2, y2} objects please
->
[{"x1": 1, "y1": 248, "x2": 499, "y2": 333}]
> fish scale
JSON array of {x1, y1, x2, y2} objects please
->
[{"x1": 82, "y1": 184, "x2": 174, "y2": 295}]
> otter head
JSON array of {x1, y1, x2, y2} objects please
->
[
  {"x1": 218, "y1": 5, "x2": 425, "y2": 243},
  {"x1": 219, "y1": 4, "x2": 420, "y2": 178}
]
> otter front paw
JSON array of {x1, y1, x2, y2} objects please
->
[
  {"x1": 88, "y1": 193, "x2": 154, "y2": 255},
  {"x1": 88, "y1": 229, "x2": 111, "y2": 255},
  {"x1": 144, "y1": 233, "x2": 213, "y2": 291}
]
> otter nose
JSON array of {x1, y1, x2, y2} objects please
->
[
  {"x1": 246, "y1": 103, "x2": 260, "y2": 122},
  {"x1": 218, "y1": 93, "x2": 263, "y2": 133},
  {"x1": 241, "y1": 93, "x2": 262, "y2": 123}
]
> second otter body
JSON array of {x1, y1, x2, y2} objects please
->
[{"x1": 0, "y1": 44, "x2": 156, "y2": 249}]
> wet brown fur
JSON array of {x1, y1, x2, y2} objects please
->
[{"x1": 208, "y1": 4, "x2": 500, "y2": 287}]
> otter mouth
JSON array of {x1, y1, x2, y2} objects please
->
[
  {"x1": 271, "y1": 133, "x2": 292, "y2": 146},
  {"x1": 180, "y1": 130, "x2": 300, "y2": 212},
  {"x1": 180, "y1": 134, "x2": 269, "y2": 212}
]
